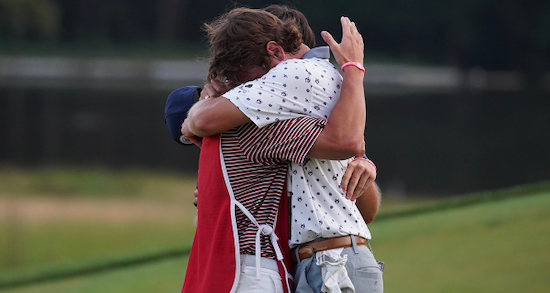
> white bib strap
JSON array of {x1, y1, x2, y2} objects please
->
[
  {"x1": 234, "y1": 199, "x2": 291, "y2": 292},
  {"x1": 235, "y1": 201, "x2": 285, "y2": 281}
]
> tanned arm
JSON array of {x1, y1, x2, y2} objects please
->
[
  {"x1": 356, "y1": 182, "x2": 381, "y2": 223},
  {"x1": 307, "y1": 17, "x2": 366, "y2": 159},
  {"x1": 183, "y1": 17, "x2": 366, "y2": 160}
]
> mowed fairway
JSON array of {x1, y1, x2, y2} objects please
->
[
  {"x1": 0, "y1": 257, "x2": 188, "y2": 293},
  {"x1": 370, "y1": 190, "x2": 550, "y2": 292},
  {"x1": 1, "y1": 184, "x2": 549, "y2": 292}
]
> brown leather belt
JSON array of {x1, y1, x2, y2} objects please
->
[{"x1": 290, "y1": 235, "x2": 367, "y2": 264}]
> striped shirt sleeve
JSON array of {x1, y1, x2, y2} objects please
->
[{"x1": 238, "y1": 116, "x2": 326, "y2": 166}]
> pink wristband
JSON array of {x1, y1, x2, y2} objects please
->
[
  {"x1": 352, "y1": 157, "x2": 377, "y2": 171},
  {"x1": 341, "y1": 62, "x2": 365, "y2": 73}
]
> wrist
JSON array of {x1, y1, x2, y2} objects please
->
[
  {"x1": 352, "y1": 157, "x2": 376, "y2": 171},
  {"x1": 341, "y1": 62, "x2": 365, "y2": 74}
]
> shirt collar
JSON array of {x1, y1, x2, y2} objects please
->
[{"x1": 301, "y1": 46, "x2": 330, "y2": 60}]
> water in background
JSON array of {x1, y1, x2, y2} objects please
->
[{"x1": 1, "y1": 85, "x2": 549, "y2": 197}]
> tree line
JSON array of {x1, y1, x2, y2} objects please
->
[{"x1": 0, "y1": 0, "x2": 548, "y2": 89}]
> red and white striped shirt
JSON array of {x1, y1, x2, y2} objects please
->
[{"x1": 221, "y1": 116, "x2": 326, "y2": 258}]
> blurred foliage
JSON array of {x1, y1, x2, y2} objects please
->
[{"x1": 0, "y1": 0, "x2": 60, "y2": 42}]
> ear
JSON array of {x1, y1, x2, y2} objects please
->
[{"x1": 266, "y1": 41, "x2": 286, "y2": 63}]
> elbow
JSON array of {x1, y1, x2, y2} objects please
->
[
  {"x1": 341, "y1": 137, "x2": 365, "y2": 157},
  {"x1": 353, "y1": 139, "x2": 366, "y2": 157},
  {"x1": 363, "y1": 214, "x2": 376, "y2": 224},
  {"x1": 361, "y1": 205, "x2": 379, "y2": 224},
  {"x1": 360, "y1": 183, "x2": 381, "y2": 224},
  {"x1": 322, "y1": 137, "x2": 365, "y2": 160},
  {"x1": 309, "y1": 132, "x2": 365, "y2": 160}
]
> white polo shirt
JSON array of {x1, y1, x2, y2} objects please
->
[{"x1": 224, "y1": 48, "x2": 371, "y2": 248}]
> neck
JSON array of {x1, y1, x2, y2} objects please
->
[
  {"x1": 270, "y1": 43, "x2": 311, "y2": 68},
  {"x1": 287, "y1": 44, "x2": 310, "y2": 59}
]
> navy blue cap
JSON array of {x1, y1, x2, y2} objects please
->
[{"x1": 165, "y1": 86, "x2": 201, "y2": 145}]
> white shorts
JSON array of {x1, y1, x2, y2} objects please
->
[{"x1": 236, "y1": 254, "x2": 283, "y2": 293}]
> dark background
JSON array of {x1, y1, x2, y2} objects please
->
[
  {"x1": 1, "y1": 0, "x2": 549, "y2": 197},
  {"x1": 1, "y1": 87, "x2": 548, "y2": 196},
  {"x1": 1, "y1": 0, "x2": 549, "y2": 83}
]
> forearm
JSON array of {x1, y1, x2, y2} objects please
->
[
  {"x1": 332, "y1": 67, "x2": 367, "y2": 142},
  {"x1": 186, "y1": 97, "x2": 251, "y2": 137},
  {"x1": 356, "y1": 181, "x2": 381, "y2": 224},
  {"x1": 307, "y1": 68, "x2": 366, "y2": 159},
  {"x1": 307, "y1": 16, "x2": 367, "y2": 159}
]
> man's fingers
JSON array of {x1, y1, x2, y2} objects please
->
[
  {"x1": 188, "y1": 136, "x2": 202, "y2": 148},
  {"x1": 326, "y1": 16, "x2": 364, "y2": 66},
  {"x1": 350, "y1": 174, "x2": 371, "y2": 201},
  {"x1": 181, "y1": 119, "x2": 202, "y2": 148},
  {"x1": 346, "y1": 175, "x2": 360, "y2": 200},
  {"x1": 342, "y1": 156, "x2": 377, "y2": 201},
  {"x1": 340, "y1": 164, "x2": 353, "y2": 193},
  {"x1": 349, "y1": 186, "x2": 364, "y2": 201},
  {"x1": 200, "y1": 84, "x2": 216, "y2": 100},
  {"x1": 202, "y1": 80, "x2": 228, "y2": 99},
  {"x1": 347, "y1": 169, "x2": 371, "y2": 200},
  {"x1": 321, "y1": 31, "x2": 337, "y2": 48},
  {"x1": 345, "y1": 165, "x2": 362, "y2": 199},
  {"x1": 350, "y1": 22, "x2": 364, "y2": 48},
  {"x1": 340, "y1": 16, "x2": 353, "y2": 39},
  {"x1": 210, "y1": 79, "x2": 229, "y2": 95}
]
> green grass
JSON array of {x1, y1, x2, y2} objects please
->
[
  {"x1": 1, "y1": 166, "x2": 548, "y2": 292},
  {"x1": 0, "y1": 257, "x2": 188, "y2": 293},
  {"x1": 375, "y1": 181, "x2": 550, "y2": 220},
  {"x1": 0, "y1": 166, "x2": 197, "y2": 200},
  {"x1": 0, "y1": 220, "x2": 194, "y2": 273},
  {"x1": 0, "y1": 166, "x2": 198, "y2": 287},
  {"x1": 3, "y1": 181, "x2": 548, "y2": 293},
  {"x1": 369, "y1": 190, "x2": 550, "y2": 293}
]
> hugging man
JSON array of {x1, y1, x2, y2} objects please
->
[{"x1": 181, "y1": 7, "x2": 383, "y2": 293}]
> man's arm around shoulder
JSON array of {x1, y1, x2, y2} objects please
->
[{"x1": 186, "y1": 97, "x2": 251, "y2": 137}]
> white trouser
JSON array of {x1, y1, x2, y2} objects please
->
[{"x1": 236, "y1": 254, "x2": 283, "y2": 293}]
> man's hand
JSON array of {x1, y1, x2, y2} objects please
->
[
  {"x1": 341, "y1": 157, "x2": 376, "y2": 201},
  {"x1": 201, "y1": 78, "x2": 232, "y2": 99},
  {"x1": 192, "y1": 187, "x2": 199, "y2": 227},
  {"x1": 181, "y1": 118, "x2": 203, "y2": 147},
  {"x1": 321, "y1": 16, "x2": 364, "y2": 67},
  {"x1": 193, "y1": 188, "x2": 198, "y2": 208},
  {"x1": 181, "y1": 78, "x2": 234, "y2": 147},
  {"x1": 308, "y1": 16, "x2": 366, "y2": 160}
]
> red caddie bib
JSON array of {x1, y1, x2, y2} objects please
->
[{"x1": 182, "y1": 134, "x2": 291, "y2": 293}]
